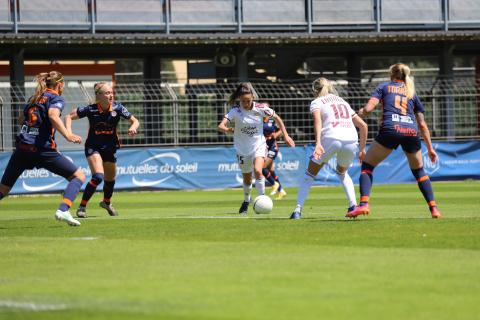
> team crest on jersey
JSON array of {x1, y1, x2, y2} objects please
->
[{"x1": 111, "y1": 111, "x2": 117, "y2": 117}]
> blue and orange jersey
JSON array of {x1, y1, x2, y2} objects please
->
[
  {"x1": 371, "y1": 80, "x2": 425, "y2": 135},
  {"x1": 263, "y1": 117, "x2": 277, "y2": 140},
  {"x1": 17, "y1": 88, "x2": 65, "y2": 150},
  {"x1": 77, "y1": 102, "x2": 132, "y2": 150}
]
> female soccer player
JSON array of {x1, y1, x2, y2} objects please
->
[
  {"x1": 65, "y1": 82, "x2": 139, "y2": 218},
  {"x1": 290, "y1": 77, "x2": 368, "y2": 219},
  {"x1": 347, "y1": 63, "x2": 442, "y2": 219},
  {"x1": 218, "y1": 82, "x2": 295, "y2": 214},
  {"x1": 262, "y1": 117, "x2": 287, "y2": 200},
  {"x1": 0, "y1": 71, "x2": 85, "y2": 226}
]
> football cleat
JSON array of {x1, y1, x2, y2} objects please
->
[
  {"x1": 55, "y1": 210, "x2": 81, "y2": 226},
  {"x1": 290, "y1": 211, "x2": 301, "y2": 219},
  {"x1": 270, "y1": 181, "x2": 280, "y2": 196},
  {"x1": 347, "y1": 205, "x2": 356, "y2": 215},
  {"x1": 430, "y1": 207, "x2": 442, "y2": 219},
  {"x1": 345, "y1": 204, "x2": 370, "y2": 218},
  {"x1": 99, "y1": 201, "x2": 118, "y2": 216},
  {"x1": 239, "y1": 201, "x2": 249, "y2": 214},
  {"x1": 275, "y1": 189, "x2": 287, "y2": 200},
  {"x1": 76, "y1": 206, "x2": 87, "y2": 218}
]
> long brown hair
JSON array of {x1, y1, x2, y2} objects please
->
[
  {"x1": 28, "y1": 71, "x2": 64, "y2": 105},
  {"x1": 227, "y1": 82, "x2": 259, "y2": 106},
  {"x1": 389, "y1": 63, "x2": 415, "y2": 99}
]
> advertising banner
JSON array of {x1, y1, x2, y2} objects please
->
[{"x1": 0, "y1": 141, "x2": 478, "y2": 194}]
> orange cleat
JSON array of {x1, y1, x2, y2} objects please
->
[
  {"x1": 345, "y1": 204, "x2": 370, "y2": 218},
  {"x1": 430, "y1": 207, "x2": 442, "y2": 219}
]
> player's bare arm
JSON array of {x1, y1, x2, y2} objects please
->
[
  {"x1": 128, "y1": 115, "x2": 140, "y2": 136},
  {"x1": 218, "y1": 117, "x2": 234, "y2": 134},
  {"x1": 415, "y1": 112, "x2": 438, "y2": 163},
  {"x1": 312, "y1": 110, "x2": 324, "y2": 159},
  {"x1": 272, "y1": 113, "x2": 294, "y2": 147},
  {"x1": 49, "y1": 108, "x2": 82, "y2": 144},
  {"x1": 359, "y1": 97, "x2": 379, "y2": 117}
]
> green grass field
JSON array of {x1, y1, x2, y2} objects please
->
[{"x1": 0, "y1": 181, "x2": 479, "y2": 320}]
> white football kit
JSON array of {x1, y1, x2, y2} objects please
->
[
  {"x1": 225, "y1": 102, "x2": 275, "y2": 173},
  {"x1": 309, "y1": 94, "x2": 359, "y2": 167}
]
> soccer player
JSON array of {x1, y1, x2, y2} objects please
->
[
  {"x1": 290, "y1": 77, "x2": 367, "y2": 219},
  {"x1": 218, "y1": 82, "x2": 295, "y2": 214},
  {"x1": 262, "y1": 117, "x2": 287, "y2": 200},
  {"x1": 347, "y1": 63, "x2": 442, "y2": 219},
  {"x1": 0, "y1": 71, "x2": 85, "y2": 226},
  {"x1": 65, "y1": 82, "x2": 139, "y2": 218}
]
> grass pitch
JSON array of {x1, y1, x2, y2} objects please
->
[{"x1": 0, "y1": 181, "x2": 479, "y2": 320}]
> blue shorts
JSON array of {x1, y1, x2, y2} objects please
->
[
  {"x1": 1, "y1": 148, "x2": 79, "y2": 187},
  {"x1": 85, "y1": 146, "x2": 117, "y2": 163},
  {"x1": 266, "y1": 139, "x2": 279, "y2": 160},
  {"x1": 375, "y1": 131, "x2": 422, "y2": 153}
]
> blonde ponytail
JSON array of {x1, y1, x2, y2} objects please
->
[
  {"x1": 312, "y1": 77, "x2": 338, "y2": 98},
  {"x1": 29, "y1": 71, "x2": 64, "y2": 105},
  {"x1": 389, "y1": 63, "x2": 415, "y2": 99}
]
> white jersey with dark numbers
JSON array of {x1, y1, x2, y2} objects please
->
[
  {"x1": 225, "y1": 102, "x2": 275, "y2": 156},
  {"x1": 310, "y1": 94, "x2": 358, "y2": 142}
]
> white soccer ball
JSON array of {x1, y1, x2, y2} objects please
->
[{"x1": 253, "y1": 195, "x2": 273, "y2": 214}]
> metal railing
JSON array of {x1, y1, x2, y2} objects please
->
[
  {"x1": 0, "y1": 76, "x2": 479, "y2": 151},
  {"x1": 1, "y1": 0, "x2": 479, "y2": 33}
]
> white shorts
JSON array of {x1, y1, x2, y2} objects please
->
[
  {"x1": 237, "y1": 143, "x2": 267, "y2": 173},
  {"x1": 311, "y1": 138, "x2": 358, "y2": 168}
]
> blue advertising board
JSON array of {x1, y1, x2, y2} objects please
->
[{"x1": 0, "y1": 141, "x2": 479, "y2": 194}]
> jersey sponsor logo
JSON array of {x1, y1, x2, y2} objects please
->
[
  {"x1": 394, "y1": 125, "x2": 417, "y2": 136},
  {"x1": 240, "y1": 125, "x2": 258, "y2": 137},
  {"x1": 111, "y1": 111, "x2": 117, "y2": 117}
]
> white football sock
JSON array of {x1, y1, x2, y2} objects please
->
[
  {"x1": 296, "y1": 172, "x2": 315, "y2": 207},
  {"x1": 243, "y1": 183, "x2": 252, "y2": 202},
  {"x1": 255, "y1": 176, "x2": 265, "y2": 195},
  {"x1": 337, "y1": 171, "x2": 357, "y2": 208}
]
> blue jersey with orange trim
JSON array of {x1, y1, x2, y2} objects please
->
[
  {"x1": 17, "y1": 89, "x2": 65, "y2": 150},
  {"x1": 371, "y1": 81, "x2": 425, "y2": 136},
  {"x1": 263, "y1": 117, "x2": 278, "y2": 150},
  {"x1": 77, "y1": 102, "x2": 132, "y2": 150}
]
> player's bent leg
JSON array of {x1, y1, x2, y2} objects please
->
[{"x1": 78, "y1": 172, "x2": 104, "y2": 218}]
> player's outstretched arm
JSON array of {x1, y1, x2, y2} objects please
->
[
  {"x1": 128, "y1": 115, "x2": 140, "y2": 136},
  {"x1": 64, "y1": 108, "x2": 79, "y2": 134},
  {"x1": 358, "y1": 97, "x2": 379, "y2": 117},
  {"x1": 272, "y1": 113, "x2": 295, "y2": 147},
  {"x1": 49, "y1": 108, "x2": 82, "y2": 144}
]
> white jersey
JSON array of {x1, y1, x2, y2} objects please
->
[
  {"x1": 310, "y1": 94, "x2": 358, "y2": 142},
  {"x1": 225, "y1": 102, "x2": 275, "y2": 156}
]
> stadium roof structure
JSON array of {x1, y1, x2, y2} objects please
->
[{"x1": 1, "y1": 30, "x2": 480, "y2": 46}]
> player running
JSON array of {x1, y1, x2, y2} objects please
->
[
  {"x1": 290, "y1": 77, "x2": 367, "y2": 219},
  {"x1": 65, "y1": 82, "x2": 139, "y2": 218},
  {"x1": 218, "y1": 82, "x2": 295, "y2": 214},
  {"x1": 262, "y1": 117, "x2": 287, "y2": 200},
  {"x1": 347, "y1": 63, "x2": 442, "y2": 219},
  {"x1": 0, "y1": 71, "x2": 85, "y2": 226}
]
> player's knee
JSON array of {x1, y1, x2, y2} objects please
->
[
  {"x1": 73, "y1": 169, "x2": 86, "y2": 182},
  {"x1": 361, "y1": 162, "x2": 375, "y2": 173},
  {"x1": 91, "y1": 173, "x2": 104, "y2": 185}
]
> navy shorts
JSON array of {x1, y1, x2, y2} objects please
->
[
  {"x1": 266, "y1": 140, "x2": 279, "y2": 160},
  {"x1": 85, "y1": 146, "x2": 117, "y2": 163},
  {"x1": 1, "y1": 148, "x2": 79, "y2": 187},
  {"x1": 375, "y1": 131, "x2": 422, "y2": 153}
]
